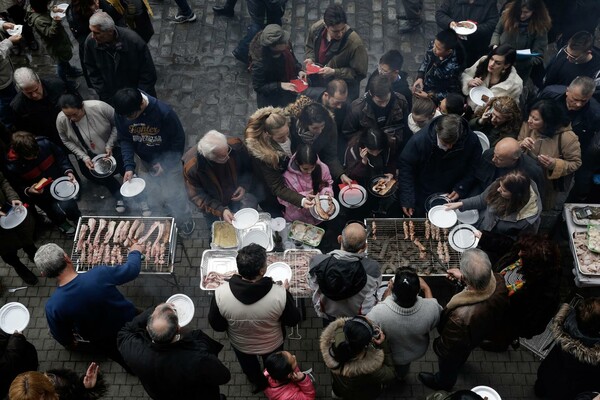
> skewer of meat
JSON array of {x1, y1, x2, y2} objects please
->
[
  {"x1": 134, "y1": 222, "x2": 145, "y2": 239},
  {"x1": 93, "y1": 218, "x2": 107, "y2": 245},
  {"x1": 116, "y1": 246, "x2": 123, "y2": 265},
  {"x1": 425, "y1": 220, "x2": 430, "y2": 240},
  {"x1": 437, "y1": 241, "x2": 444, "y2": 261},
  {"x1": 138, "y1": 221, "x2": 161, "y2": 244},
  {"x1": 86, "y1": 218, "x2": 97, "y2": 243},
  {"x1": 128, "y1": 220, "x2": 141, "y2": 239},
  {"x1": 403, "y1": 221, "x2": 409, "y2": 240},
  {"x1": 443, "y1": 242, "x2": 450, "y2": 263},
  {"x1": 76, "y1": 225, "x2": 89, "y2": 252},
  {"x1": 79, "y1": 242, "x2": 86, "y2": 266},
  {"x1": 119, "y1": 221, "x2": 131, "y2": 243},
  {"x1": 103, "y1": 221, "x2": 117, "y2": 244},
  {"x1": 409, "y1": 221, "x2": 415, "y2": 241},
  {"x1": 161, "y1": 221, "x2": 171, "y2": 243},
  {"x1": 110, "y1": 244, "x2": 118, "y2": 266},
  {"x1": 113, "y1": 221, "x2": 125, "y2": 243},
  {"x1": 414, "y1": 238, "x2": 426, "y2": 259},
  {"x1": 103, "y1": 244, "x2": 111, "y2": 264}
]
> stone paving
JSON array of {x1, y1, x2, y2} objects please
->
[{"x1": 1, "y1": 0, "x2": 598, "y2": 399}]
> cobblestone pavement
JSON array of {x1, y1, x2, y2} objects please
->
[{"x1": 1, "y1": 0, "x2": 596, "y2": 399}]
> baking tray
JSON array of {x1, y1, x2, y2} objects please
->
[
  {"x1": 210, "y1": 221, "x2": 238, "y2": 249},
  {"x1": 200, "y1": 249, "x2": 238, "y2": 290},
  {"x1": 288, "y1": 220, "x2": 325, "y2": 247},
  {"x1": 571, "y1": 232, "x2": 600, "y2": 276},
  {"x1": 236, "y1": 212, "x2": 274, "y2": 251}
]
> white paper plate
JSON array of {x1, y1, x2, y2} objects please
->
[
  {"x1": 7, "y1": 25, "x2": 22, "y2": 36},
  {"x1": 50, "y1": 176, "x2": 80, "y2": 200},
  {"x1": 455, "y1": 209, "x2": 479, "y2": 224},
  {"x1": 232, "y1": 208, "x2": 259, "y2": 230},
  {"x1": 0, "y1": 205, "x2": 28, "y2": 229},
  {"x1": 469, "y1": 86, "x2": 494, "y2": 107},
  {"x1": 449, "y1": 224, "x2": 480, "y2": 252},
  {"x1": 474, "y1": 131, "x2": 490, "y2": 152},
  {"x1": 471, "y1": 385, "x2": 502, "y2": 400},
  {"x1": 339, "y1": 185, "x2": 367, "y2": 208},
  {"x1": 241, "y1": 230, "x2": 269, "y2": 249},
  {"x1": 0, "y1": 302, "x2": 30, "y2": 333},
  {"x1": 270, "y1": 217, "x2": 286, "y2": 232},
  {"x1": 428, "y1": 205, "x2": 458, "y2": 228},
  {"x1": 166, "y1": 293, "x2": 195, "y2": 327},
  {"x1": 50, "y1": 3, "x2": 68, "y2": 18},
  {"x1": 120, "y1": 177, "x2": 146, "y2": 197},
  {"x1": 454, "y1": 21, "x2": 477, "y2": 36},
  {"x1": 265, "y1": 262, "x2": 292, "y2": 283},
  {"x1": 310, "y1": 195, "x2": 340, "y2": 221},
  {"x1": 90, "y1": 154, "x2": 117, "y2": 178}
]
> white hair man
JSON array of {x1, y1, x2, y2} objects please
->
[
  {"x1": 418, "y1": 249, "x2": 509, "y2": 390},
  {"x1": 182, "y1": 129, "x2": 256, "y2": 224},
  {"x1": 84, "y1": 12, "x2": 157, "y2": 103}
]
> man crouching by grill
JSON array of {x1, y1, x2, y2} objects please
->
[
  {"x1": 34, "y1": 242, "x2": 143, "y2": 373},
  {"x1": 308, "y1": 221, "x2": 382, "y2": 326}
]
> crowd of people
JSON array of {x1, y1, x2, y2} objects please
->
[{"x1": 0, "y1": 0, "x2": 599, "y2": 399}]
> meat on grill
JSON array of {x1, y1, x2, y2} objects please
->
[{"x1": 103, "y1": 221, "x2": 117, "y2": 244}]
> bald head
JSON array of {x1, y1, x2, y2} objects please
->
[
  {"x1": 492, "y1": 138, "x2": 521, "y2": 168},
  {"x1": 340, "y1": 223, "x2": 367, "y2": 253},
  {"x1": 147, "y1": 303, "x2": 179, "y2": 343}
]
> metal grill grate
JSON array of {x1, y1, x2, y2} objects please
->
[
  {"x1": 365, "y1": 218, "x2": 461, "y2": 276},
  {"x1": 71, "y1": 216, "x2": 176, "y2": 274}
]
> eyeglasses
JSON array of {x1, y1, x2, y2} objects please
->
[{"x1": 564, "y1": 48, "x2": 588, "y2": 63}]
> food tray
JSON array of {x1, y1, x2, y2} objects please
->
[
  {"x1": 571, "y1": 206, "x2": 600, "y2": 226},
  {"x1": 211, "y1": 221, "x2": 238, "y2": 249},
  {"x1": 571, "y1": 232, "x2": 600, "y2": 276},
  {"x1": 200, "y1": 249, "x2": 238, "y2": 290},
  {"x1": 288, "y1": 220, "x2": 325, "y2": 247},
  {"x1": 237, "y1": 212, "x2": 273, "y2": 251},
  {"x1": 588, "y1": 225, "x2": 600, "y2": 253},
  {"x1": 266, "y1": 249, "x2": 321, "y2": 298}
]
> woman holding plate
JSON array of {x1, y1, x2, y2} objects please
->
[
  {"x1": 0, "y1": 171, "x2": 38, "y2": 285},
  {"x1": 445, "y1": 171, "x2": 542, "y2": 239},
  {"x1": 461, "y1": 45, "x2": 523, "y2": 111},
  {"x1": 56, "y1": 94, "x2": 126, "y2": 213}
]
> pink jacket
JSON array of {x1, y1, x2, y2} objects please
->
[
  {"x1": 278, "y1": 155, "x2": 333, "y2": 225},
  {"x1": 263, "y1": 367, "x2": 316, "y2": 400}
]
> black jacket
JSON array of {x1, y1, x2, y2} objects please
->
[
  {"x1": 435, "y1": 0, "x2": 499, "y2": 66},
  {"x1": 398, "y1": 116, "x2": 482, "y2": 210},
  {"x1": 470, "y1": 148, "x2": 545, "y2": 198},
  {"x1": 84, "y1": 26, "x2": 157, "y2": 103},
  {"x1": 0, "y1": 332, "x2": 38, "y2": 397},
  {"x1": 365, "y1": 70, "x2": 413, "y2": 111},
  {"x1": 117, "y1": 308, "x2": 231, "y2": 400},
  {"x1": 10, "y1": 77, "x2": 67, "y2": 145}
]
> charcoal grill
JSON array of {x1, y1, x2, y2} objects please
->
[
  {"x1": 365, "y1": 218, "x2": 461, "y2": 276},
  {"x1": 71, "y1": 216, "x2": 177, "y2": 274}
]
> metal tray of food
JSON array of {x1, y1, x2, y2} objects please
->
[
  {"x1": 265, "y1": 249, "x2": 321, "y2": 298},
  {"x1": 211, "y1": 221, "x2": 238, "y2": 249},
  {"x1": 571, "y1": 232, "x2": 600, "y2": 276},
  {"x1": 236, "y1": 212, "x2": 274, "y2": 251},
  {"x1": 571, "y1": 206, "x2": 600, "y2": 226},
  {"x1": 288, "y1": 220, "x2": 324, "y2": 247},
  {"x1": 200, "y1": 249, "x2": 238, "y2": 290}
]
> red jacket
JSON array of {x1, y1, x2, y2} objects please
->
[{"x1": 263, "y1": 366, "x2": 316, "y2": 400}]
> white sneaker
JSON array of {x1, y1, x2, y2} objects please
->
[{"x1": 140, "y1": 202, "x2": 152, "y2": 217}]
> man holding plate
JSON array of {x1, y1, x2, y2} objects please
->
[{"x1": 113, "y1": 88, "x2": 195, "y2": 237}]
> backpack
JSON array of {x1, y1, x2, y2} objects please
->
[{"x1": 310, "y1": 255, "x2": 367, "y2": 300}]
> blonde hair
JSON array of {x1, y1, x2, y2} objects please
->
[
  {"x1": 245, "y1": 107, "x2": 289, "y2": 168},
  {"x1": 9, "y1": 372, "x2": 59, "y2": 400}
]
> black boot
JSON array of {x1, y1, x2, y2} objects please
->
[{"x1": 213, "y1": 5, "x2": 234, "y2": 17}]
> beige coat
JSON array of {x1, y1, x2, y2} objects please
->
[{"x1": 517, "y1": 123, "x2": 581, "y2": 210}]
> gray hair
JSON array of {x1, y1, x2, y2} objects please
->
[
  {"x1": 435, "y1": 114, "x2": 464, "y2": 145},
  {"x1": 459, "y1": 248, "x2": 492, "y2": 291},
  {"x1": 341, "y1": 223, "x2": 367, "y2": 253},
  {"x1": 197, "y1": 130, "x2": 228, "y2": 160},
  {"x1": 569, "y1": 76, "x2": 596, "y2": 97},
  {"x1": 13, "y1": 67, "x2": 40, "y2": 90},
  {"x1": 147, "y1": 304, "x2": 179, "y2": 343},
  {"x1": 34, "y1": 243, "x2": 68, "y2": 278},
  {"x1": 89, "y1": 11, "x2": 115, "y2": 31}
]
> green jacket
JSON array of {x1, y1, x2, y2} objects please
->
[{"x1": 26, "y1": 8, "x2": 72, "y2": 61}]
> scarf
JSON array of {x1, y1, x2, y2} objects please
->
[
  {"x1": 500, "y1": 259, "x2": 525, "y2": 296},
  {"x1": 282, "y1": 49, "x2": 298, "y2": 82}
]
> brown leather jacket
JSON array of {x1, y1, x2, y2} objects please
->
[{"x1": 433, "y1": 273, "x2": 509, "y2": 362}]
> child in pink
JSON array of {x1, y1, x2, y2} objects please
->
[
  {"x1": 278, "y1": 144, "x2": 333, "y2": 225},
  {"x1": 263, "y1": 351, "x2": 316, "y2": 400}
]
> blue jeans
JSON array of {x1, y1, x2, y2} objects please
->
[
  {"x1": 234, "y1": 0, "x2": 286, "y2": 62},
  {"x1": 173, "y1": 0, "x2": 192, "y2": 16}
]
